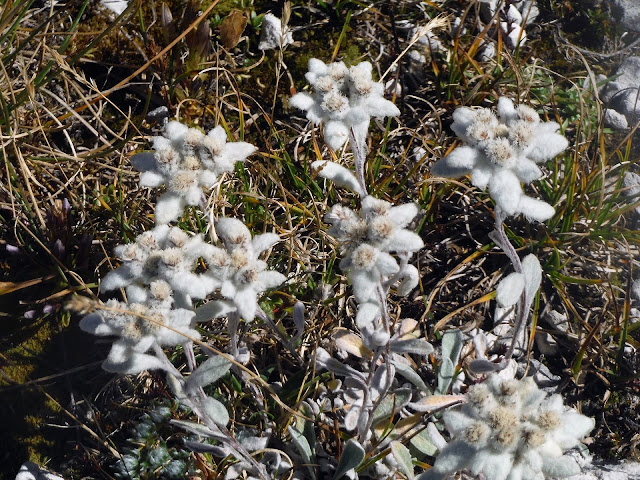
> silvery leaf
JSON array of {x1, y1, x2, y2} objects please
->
[
  {"x1": 185, "y1": 354, "x2": 232, "y2": 393},
  {"x1": 391, "y1": 441, "x2": 414, "y2": 479},
  {"x1": 201, "y1": 396, "x2": 229, "y2": 426},
  {"x1": 441, "y1": 329, "x2": 463, "y2": 366},
  {"x1": 371, "y1": 388, "x2": 412, "y2": 426},
  {"x1": 391, "y1": 358, "x2": 430, "y2": 393},
  {"x1": 333, "y1": 439, "x2": 365, "y2": 480},
  {"x1": 183, "y1": 440, "x2": 229, "y2": 457},
  {"x1": 293, "y1": 301, "x2": 305, "y2": 343},
  {"x1": 170, "y1": 419, "x2": 217, "y2": 437},
  {"x1": 468, "y1": 358, "x2": 501, "y2": 374},
  {"x1": 390, "y1": 337, "x2": 434, "y2": 356},
  {"x1": 289, "y1": 425, "x2": 316, "y2": 480},
  {"x1": 410, "y1": 427, "x2": 439, "y2": 457},
  {"x1": 435, "y1": 357, "x2": 454, "y2": 395}
]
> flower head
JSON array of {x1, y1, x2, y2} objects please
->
[
  {"x1": 431, "y1": 97, "x2": 568, "y2": 221},
  {"x1": 290, "y1": 58, "x2": 400, "y2": 150},
  {"x1": 418, "y1": 374, "x2": 594, "y2": 480},
  {"x1": 131, "y1": 122, "x2": 256, "y2": 224}
]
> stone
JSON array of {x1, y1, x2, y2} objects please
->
[
  {"x1": 604, "y1": 108, "x2": 628, "y2": 130},
  {"x1": 610, "y1": 0, "x2": 640, "y2": 32},
  {"x1": 601, "y1": 57, "x2": 640, "y2": 126}
]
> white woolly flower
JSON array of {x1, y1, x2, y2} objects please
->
[
  {"x1": 258, "y1": 13, "x2": 294, "y2": 50},
  {"x1": 79, "y1": 297, "x2": 199, "y2": 374},
  {"x1": 101, "y1": 225, "x2": 219, "y2": 307},
  {"x1": 431, "y1": 97, "x2": 567, "y2": 221},
  {"x1": 325, "y1": 196, "x2": 423, "y2": 303},
  {"x1": 131, "y1": 121, "x2": 256, "y2": 224},
  {"x1": 416, "y1": 374, "x2": 594, "y2": 480},
  {"x1": 290, "y1": 58, "x2": 400, "y2": 150},
  {"x1": 200, "y1": 218, "x2": 286, "y2": 322}
]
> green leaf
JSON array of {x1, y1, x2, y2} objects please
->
[
  {"x1": 334, "y1": 439, "x2": 365, "y2": 480},
  {"x1": 409, "y1": 428, "x2": 438, "y2": 458},
  {"x1": 435, "y1": 357, "x2": 454, "y2": 395},
  {"x1": 185, "y1": 355, "x2": 231, "y2": 393},
  {"x1": 201, "y1": 397, "x2": 229, "y2": 426},
  {"x1": 442, "y1": 329, "x2": 463, "y2": 366},
  {"x1": 371, "y1": 388, "x2": 412, "y2": 426},
  {"x1": 289, "y1": 425, "x2": 316, "y2": 480}
]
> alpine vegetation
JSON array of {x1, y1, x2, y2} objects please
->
[
  {"x1": 77, "y1": 120, "x2": 290, "y2": 479},
  {"x1": 417, "y1": 374, "x2": 594, "y2": 480}
]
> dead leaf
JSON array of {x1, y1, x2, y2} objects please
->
[{"x1": 220, "y1": 10, "x2": 247, "y2": 49}]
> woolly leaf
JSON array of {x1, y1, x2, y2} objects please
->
[
  {"x1": 201, "y1": 396, "x2": 229, "y2": 426},
  {"x1": 289, "y1": 425, "x2": 316, "y2": 480},
  {"x1": 185, "y1": 355, "x2": 231, "y2": 393},
  {"x1": 435, "y1": 357, "x2": 455, "y2": 395},
  {"x1": 410, "y1": 427, "x2": 439, "y2": 458},
  {"x1": 392, "y1": 358, "x2": 430, "y2": 393},
  {"x1": 442, "y1": 329, "x2": 463, "y2": 366},
  {"x1": 333, "y1": 439, "x2": 365, "y2": 480},
  {"x1": 496, "y1": 272, "x2": 525, "y2": 307},
  {"x1": 371, "y1": 388, "x2": 412, "y2": 426},
  {"x1": 391, "y1": 441, "x2": 414, "y2": 479},
  {"x1": 390, "y1": 337, "x2": 434, "y2": 356}
]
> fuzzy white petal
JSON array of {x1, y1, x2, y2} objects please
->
[
  {"x1": 526, "y1": 132, "x2": 568, "y2": 163},
  {"x1": 521, "y1": 254, "x2": 542, "y2": 298},
  {"x1": 470, "y1": 161, "x2": 493, "y2": 190},
  {"x1": 489, "y1": 169, "x2": 523, "y2": 215},
  {"x1": 155, "y1": 192, "x2": 187, "y2": 224},
  {"x1": 139, "y1": 170, "x2": 166, "y2": 187},
  {"x1": 386, "y1": 230, "x2": 424, "y2": 253},
  {"x1": 445, "y1": 146, "x2": 482, "y2": 169},
  {"x1": 389, "y1": 203, "x2": 419, "y2": 228},
  {"x1": 513, "y1": 157, "x2": 543, "y2": 183},
  {"x1": 366, "y1": 96, "x2": 400, "y2": 118},
  {"x1": 324, "y1": 120, "x2": 350, "y2": 150},
  {"x1": 396, "y1": 264, "x2": 419, "y2": 296},
  {"x1": 311, "y1": 160, "x2": 364, "y2": 195},
  {"x1": 517, "y1": 195, "x2": 555, "y2": 222},
  {"x1": 290, "y1": 92, "x2": 315, "y2": 111},
  {"x1": 103, "y1": 343, "x2": 166, "y2": 373}
]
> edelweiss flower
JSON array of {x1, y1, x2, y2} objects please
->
[
  {"x1": 290, "y1": 58, "x2": 400, "y2": 150},
  {"x1": 325, "y1": 196, "x2": 423, "y2": 303},
  {"x1": 102, "y1": 225, "x2": 218, "y2": 306},
  {"x1": 431, "y1": 97, "x2": 568, "y2": 221},
  {"x1": 131, "y1": 121, "x2": 256, "y2": 224},
  {"x1": 79, "y1": 295, "x2": 199, "y2": 373},
  {"x1": 200, "y1": 218, "x2": 286, "y2": 322},
  {"x1": 417, "y1": 374, "x2": 594, "y2": 480}
]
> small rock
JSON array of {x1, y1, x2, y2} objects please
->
[
  {"x1": 604, "y1": 108, "x2": 629, "y2": 130},
  {"x1": 601, "y1": 57, "x2": 640, "y2": 125}
]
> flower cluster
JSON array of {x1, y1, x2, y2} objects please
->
[
  {"x1": 325, "y1": 196, "x2": 423, "y2": 346},
  {"x1": 431, "y1": 97, "x2": 568, "y2": 221},
  {"x1": 326, "y1": 196, "x2": 423, "y2": 301},
  {"x1": 199, "y1": 218, "x2": 287, "y2": 323},
  {"x1": 290, "y1": 58, "x2": 400, "y2": 150},
  {"x1": 100, "y1": 224, "x2": 217, "y2": 307},
  {"x1": 79, "y1": 293, "x2": 199, "y2": 374},
  {"x1": 131, "y1": 121, "x2": 256, "y2": 224},
  {"x1": 418, "y1": 374, "x2": 594, "y2": 480}
]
